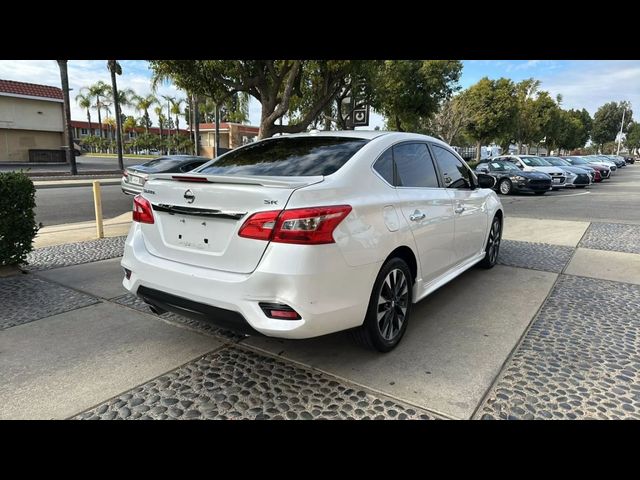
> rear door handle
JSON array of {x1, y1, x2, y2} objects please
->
[{"x1": 409, "y1": 210, "x2": 426, "y2": 221}]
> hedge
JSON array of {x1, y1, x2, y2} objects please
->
[{"x1": 0, "y1": 171, "x2": 39, "y2": 266}]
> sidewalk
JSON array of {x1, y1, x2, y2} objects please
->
[
  {"x1": 1, "y1": 217, "x2": 639, "y2": 419},
  {"x1": 34, "y1": 212, "x2": 132, "y2": 248}
]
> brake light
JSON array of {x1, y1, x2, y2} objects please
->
[
  {"x1": 238, "y1": 205, "x2": 352, "y2": 245},
  {"x1": 172, "y1": 175, "x2": 210, "y2": 183},
  {"x1": 133, "y1": 195, "x2": 154, "y2": 224},
  {"x1": 123, "y1": 170, "x2": 128, "y2": 178}
]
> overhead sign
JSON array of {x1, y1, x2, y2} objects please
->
[{"x1": 351, "y1": 80, "x2": 370, "y2": 127}]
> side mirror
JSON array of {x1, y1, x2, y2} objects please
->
[{"x1": 476, "y1": 173, "x2": 496, "y2": 189}]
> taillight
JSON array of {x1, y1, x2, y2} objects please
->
[
  {"x1": 238, "y1": 205, "x2": 352, "y2": 245},
  {"x1": 133, "y1": 195, "x2": 154, "y2": 224},
  {"x1": 123, "y1": 170, "x2": 128, "y2": 178}
]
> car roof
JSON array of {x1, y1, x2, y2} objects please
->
[{"x1": 277, "y1": 130, "x2": 389, "y2": 140}]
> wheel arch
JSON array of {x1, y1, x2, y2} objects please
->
[{"x1": 384, "y1": 245, "x2": 418, "y2": 283}]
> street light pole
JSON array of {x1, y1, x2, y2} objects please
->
[
  {"x1": 617, "y1": 107, "x2": 626, "y2": 155},
  {"x1": 57, "y1": 60, "x2": 77, "y2": 175}
]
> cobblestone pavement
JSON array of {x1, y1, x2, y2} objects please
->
[
  {"x1": 578, "y1": 222, "x2": 640, "y2": 254},
  {"x1": 498, "y1": 240, "x2": 575, "y2": 273},
  {"x1": 74, "y1": 346, "x2": 437, "y2": 420},
  {"x1": 25, "y1": 236, "x2": 125, "y2": 271},
  {"x1": 476, "y1": 275, "x2": 640, "y2": 420},
  {"x1": 0, "y1": 276, "x2": 99, "y2": 330},
  {"x1": 114, "y1": 293, "x2": 246, "y2": 342}
]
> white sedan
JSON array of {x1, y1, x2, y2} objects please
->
[{"x1": 122, "y1": 131, "x2": 503, "y2": 352}]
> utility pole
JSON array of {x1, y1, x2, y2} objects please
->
[
  {"x1": 617, "y1": 107, "x2": 626, "y2": 155},
  {"x1": 57, "y1": 60, "x2": 77, "y2": 175}
]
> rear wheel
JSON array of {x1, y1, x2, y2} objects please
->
[
  {"x1": 498, "y1": 179, "x2": 512, "y2": 195},
  {"x1": 478, "y1": 215, "x2": 502, "y2": 269},
  {"x1": 350, "y1": 257, "x2": 412, "y2": 352}
]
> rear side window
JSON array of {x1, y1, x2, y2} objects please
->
[
  {"x1": 431, "y1": 144, "x2": 471, "y2": 188},
  {"x1": 394, "y1": 143, "x2": 439, "y2": 188},
  {"x1": 373, "y1": 148, "x2": 394, "y2": 184},
  {"x1": 199, "y1": 137, "x2": 368, "y2": 176}
]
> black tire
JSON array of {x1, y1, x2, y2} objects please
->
[
  {"x1": 350, "y1": 257, "x2": 412, "y2": 352},
  {"x1": 534, "y1": 191, "x2": 546, "y2": 195},
  {"x1": 478, "y1": 215, "x2": 502, "y2": 269},
  {"x1": 498, "y1": 178, "x2": 512, "y2": 195}
]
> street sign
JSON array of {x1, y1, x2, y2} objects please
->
[
  {"x1": 351, "y1": 79, "x2": 369, "y2": 127},
  {"x1": 353, "y1": 108, "x2": 369, "y2": 126}
]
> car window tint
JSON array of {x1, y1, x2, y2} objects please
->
[
  {"x1": 373, "y1": 147, "x2": 394, "y2": 185},
  {"x1": 394, "y1": 143, "x2": 439, "y2": 188},
  {"x1": 431, "y1": 145, "x2": 471, "y2": 189},
  {"x1": 199, "y1": 137, "x2": 368, "y2": 176}
]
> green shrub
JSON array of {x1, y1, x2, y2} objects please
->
[{"x1": 0, "y1": 171, "x2": 39, "y2": 266}]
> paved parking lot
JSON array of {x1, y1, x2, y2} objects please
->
[{"x1": 1, "y1": 165, "x2": 639, "y2": 420}]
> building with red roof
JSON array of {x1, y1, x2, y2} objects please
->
[{"x1": 0, "y1": 79, "x2": 65, "y2": 162}]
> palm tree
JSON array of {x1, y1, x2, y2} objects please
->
[
  {"x1": 86, "y1": 81, "x2": 109, "y2": 138},
  {"x1": 170, "y1": 97, "x2": 185, "y2": 138},
  {"x1": 154, "y1": 105, "x2": 164, "y2": 141},
  {"x1": 56, "y1": 60, "x2": 77, "y2": 175},
  {"x1": 75, "y1": 91, "x2": 93, "y2": 141},
  {"x1": 134, "y1": 94, "x2": 157, "y2": 134},
  {"x1": 107, "y1": 60, "x2": 125, "y2": 170}
]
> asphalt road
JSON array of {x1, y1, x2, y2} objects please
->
[
  {"x1": 34, "y1": 163, "x2": 639, "y2": 228},
  {"x1": 501, "y1": 164, "x2": 640, "y2": 224},
  {"x1": 1, "y1": 156, "x2": 144, "y2": 173},
  {"x1": 36, "y1": 185, "x2": 133, "y2": 227}
]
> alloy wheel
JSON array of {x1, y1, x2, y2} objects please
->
[
  {"x1": 488, "y1": 218, "x2": 502, "y2": 264},
  {"x1": 377, "y1": 269, "x2": 409, "y2": 341},
  {"x1": 499, "y1": 180, "x2": 511, "y2": 195}
]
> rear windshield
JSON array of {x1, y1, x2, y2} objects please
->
[
  {"x1": 141, "y1": 157, "x2": 199, "y2": 172},
  {"x1": 198, "y1": 136, "x2": 369, "y2": 176}
]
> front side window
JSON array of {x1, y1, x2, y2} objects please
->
[
  {"x1": 431, "y1": 144, "x2": 471, "y2": 189},
  {"x1": 393, "y1": 143, "x2": 439, "y2": 188},
  {"x1": 199, "y1": 136, "x2": 368, "y2": 176}
]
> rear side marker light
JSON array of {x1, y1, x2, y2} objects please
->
[
  {"x1": 259, "y1": 303, "x2": 301, "y2": 320},
  {"x1": 238, "y1": 205, "x2": 352, "y2": 245},
  {"x1": 133, "y1": 195, "x2": 155, "y2": 224}
]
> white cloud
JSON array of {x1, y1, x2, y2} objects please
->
[{"x1": 541, "y1": 61, "x2": 640, "y2": 121}]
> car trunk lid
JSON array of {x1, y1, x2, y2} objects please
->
[{"x1": 139, "y1": 173, "x2": 323, "y2": 273}]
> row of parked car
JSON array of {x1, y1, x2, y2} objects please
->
[{"x1": 475, "y1": 154, "x2": 635, "y2": 195}]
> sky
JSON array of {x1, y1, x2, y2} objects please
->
[{"x1": 0, "y1": 60, "x2": 638, "y2": 128}]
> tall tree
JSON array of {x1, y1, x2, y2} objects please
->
[
  {"x1": 154, "y1": 105, "x2": 165, "y2": 141},
  {"x1": 86, "y1": 81, "x2": 109, "y2": 138},
  {"x1": 591, "y1": 101, "x2": 633, "y2": 151},
  {"x1": 423, "y1": 94, "x2": 471, "y2": 144},
  {"x1": 75, "y1": 91, "x2": 93, "y2": 138},
  {"x1": 370, "y1": 60, "x2": 462, "y2": 132},
  {"x1": 56, "y1": 60, "x2": 77, "y2": 175},
  {"x1": 148, "y1": 60, "x2": 360, "y2": 139},
  {"x1": 134, "y1": 94, "x2": 157, "y2": 134},
  {"x1": 625, "y1": 121, "x2": 640, "y2": 154},
  {"x1": 107, "y1": 60, "x2": 124, "y2": 171},
  {"x1": 461, "y1": 77, "x2": 518, "y2": 161}
]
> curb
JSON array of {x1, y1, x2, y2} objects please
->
[{"x1": 34, "y1": 178, "x2": 122, "y2": 189}]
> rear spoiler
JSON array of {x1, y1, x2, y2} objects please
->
[{"x1": 148, "y1": 173, "x2": 324, "y2": 189}]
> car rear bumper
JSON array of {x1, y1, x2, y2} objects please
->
[
  {"x1": 121, "y1": 223, "x2": 380, "y2": 339},
  {"x1": 121, "y1": 178, "x2": 144, "y2": 195}
]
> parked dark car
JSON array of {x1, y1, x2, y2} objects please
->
[
  {"x1": 562, "y1": 156, "x2": 611, "y2": 180},
  {"x1": 603, "y1": 155, "x2": 626, "y2": 168},
  {"x1": 121, "y1": 155, "x2": 211, "y2": 195},
  {"x1": 624, "y1": 156, "x2": 635, "y2": 164},
  {"x1": 476, "y1": 159, "x2": 552, "y2": 195}
]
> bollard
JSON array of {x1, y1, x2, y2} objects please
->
[{"x1": 92, "y1": 180, "x2": 104, "y2": 239}]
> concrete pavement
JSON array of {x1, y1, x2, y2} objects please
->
[
  {"x1": 34, "y1": 212, "x2": 132, "y2": 248},
  {"x1": 3, "y1": 213, "x2": 640, "y2": 419}
]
